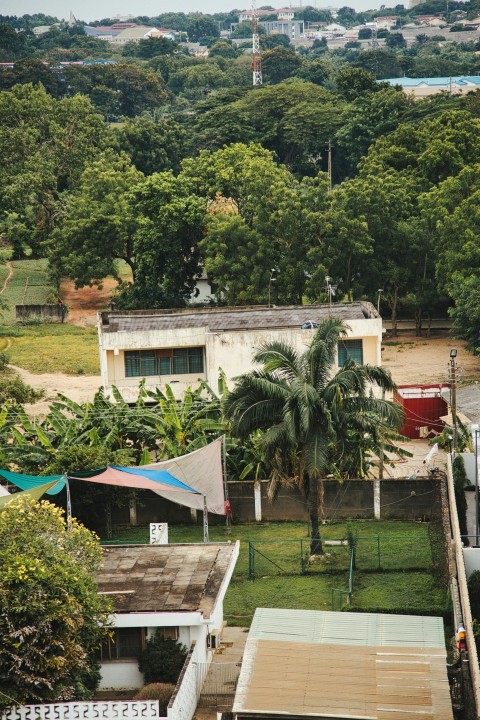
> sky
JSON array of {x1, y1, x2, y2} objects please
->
[{"x1": 0, "y1": 0, "x2": 393, "y2": 22}]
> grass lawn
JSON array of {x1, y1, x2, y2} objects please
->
[
  {"x1": 107, "y1": 519, "x2": 449, "y2": 627},
  {"x1": 0, "y1": 259, "x2": 56, "y2": 325},
  {"x1": 0, "y1": 324, "x2": 99, "y2": 375}
]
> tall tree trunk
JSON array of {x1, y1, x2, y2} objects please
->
[{"x1": 309, "y1": 475, "x2": 323, "y2": 555}]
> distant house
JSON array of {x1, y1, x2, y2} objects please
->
[
  {"x1": 110, "y1": 26, "x2": 165, "y2": 45},
  {"x1": 233, "y1": 607, "x2": 453, "y2": 720},
  {"x1": 97, "y1": 302, "x2": 382, "y2": 402},
  {"x1": 374, "y1": 15, "x2": 398, "y2": 29},
  {"x1": 382, "y1": 75, "x2": 480, "y2": 97},
  {"x1": 83, "y1": 23, "x2": 175, "y2": 44},
  {"x1": 97, "y1": 542, "x2": 239, "y2": 690}
]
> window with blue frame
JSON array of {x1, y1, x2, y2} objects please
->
[
  {"x1": 338, "y1": 339, "x2": 363, "y2": 366},
  {"x1": 124, "y1": 347, "x2": 204, "y2": 377}
]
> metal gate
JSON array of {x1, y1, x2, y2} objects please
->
[{"x1": 196, "y1": 662, "x2": 242, "y2": 708}]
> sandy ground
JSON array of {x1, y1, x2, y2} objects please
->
[
  {"x1": 381, "y1": 330, "x2": 480, "y2": 386},
  {"x1": 12, "y1": 364, "x2": 102, "y2": 418}
]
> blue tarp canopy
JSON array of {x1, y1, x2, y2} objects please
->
[{"x1": 110, "y1": 465, "x2": 199, "y2": 493}]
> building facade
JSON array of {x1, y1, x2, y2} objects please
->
[{"x1": 97, "y1": 303, "x2": 383, "y2": 402}]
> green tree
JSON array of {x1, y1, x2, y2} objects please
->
[
  {"x1": 108, "y1": 116, "x2": 187, "y2": 175},
  {"x1": 115, "y1": 172, "x2": 207, "y2": 309},
  {"x1": 385, "y1": 32, "x2": 406, "y2": 48},
  {"x1": 184, "y1": 143, "x2": 329, "y2": 304},
  {"x1": 262, "y1": 46, "x2": 302, "y2": 83},
  {"x1": 0, "y1": 495, "x2": 111, "y2": 706},
  {"x1": 0, "y1": 84, "x2": 105, "y2": 257},
  {"x1": 208, "y1": 39, "x2": 239, "y2": 58},
  {"x1": 352, "y1": 48, "x2": 402, "y2": 78},
  {"x1": 224, "y1": 318, "x2": 402, "y2": 553},
  {"x1": 48, "y1": 151, "x2": 144, "y2": 287},
  {"x1": 335, "y1": 86, "x2": 413, "y2": 176},
  {"x1": 0, "y1": 59, "x2": 63, "y2": 96},
  {"x1": 334, "y1": 66, "x2": 380, "y2": 101}
]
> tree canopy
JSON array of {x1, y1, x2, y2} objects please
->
[{"x1": 0, "y1": 495, "x2": 111, "y2": 707}]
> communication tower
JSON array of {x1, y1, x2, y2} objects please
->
[{"x1": 252, "y1": 2, "x2": 263, "y2": 86}]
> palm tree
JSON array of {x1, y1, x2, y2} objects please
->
[{"x1": 223, "y1": 317, "x2": 404, "y2": 554}]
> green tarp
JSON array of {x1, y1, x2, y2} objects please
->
[
  {"x1": 0, "y1": 469, "x2": 66, "y2": 495},
  {"x1": 0, "y1": 481, "x2": 58, "y2": 511}
]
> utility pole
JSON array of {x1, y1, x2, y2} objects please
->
[
  {"x1": 327, "y1": 138, "x2": 332, "y2": 193},
  {"x1": 449, "y1": 348, "x2": 458, "y2": 454},
  {"x1": 252, "y1": 1, "x2": 263, "y2": 86}
]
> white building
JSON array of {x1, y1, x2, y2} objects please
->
[
  {"x1": 97, "y1": 542, "x2": 239, "y2": 690},
  {"x1": 97, "y1": 302, "x2": 383, "y2": 402}
]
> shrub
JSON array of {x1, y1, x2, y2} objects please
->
[
  {"x1": 0, "y1": 375, "x2": 44, "y2": 404},
  {"x1": 453, "y1": 455, "x2": 469, "y2": 542},
  {"x1": 0, "y1": 352, "x2": 9, "y2": 372},
  {"x1": 138, "y1": 632, "x2": 188, "y2": 685},
  {"x1": 134, "y1": 682, "x2": 175, "y2": 711},
  {"x1": 468, "y1": 570, "x2": 480, "y2": 620}
]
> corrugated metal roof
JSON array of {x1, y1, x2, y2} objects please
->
[
  {"x1": 249, "y1": 608, "x2": 446, "y2": 647},
  {"x1": 234, "y1": 609, "x2": 452, "y2": 719},
  {"x1": 101, "y1": 302, "x2": 377, "y2": 334},
  {"x1": 383, "y1": 75, "x2": 480, "y2": 87}
]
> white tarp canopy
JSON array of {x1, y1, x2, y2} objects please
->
[{"x1": 143, "y1": 437, "x2": 226, "y2": 515}]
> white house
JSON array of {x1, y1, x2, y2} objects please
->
[
  {"x1": 97, "y1": 541, "x2": 239, "y2": 690},
  {"x1": 97, "y1": 302, "x2": 383, "y2": 402}
]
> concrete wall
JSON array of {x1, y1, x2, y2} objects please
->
[
  {"x1": 16, "y1": 304, "x2": 67, "y2": 323},
  {"x1": 110, "y1": 478, "x2": 441, "y2": 528},
  {"x1": 99, "y1": 317, "x2": 382, "y2": 402}
]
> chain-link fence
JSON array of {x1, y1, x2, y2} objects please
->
[{"x1": 248, "y1": 534, "x2": 430, "y2": 578}]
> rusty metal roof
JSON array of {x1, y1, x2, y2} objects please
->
[
  {"x1": 96, "y1": 543, "x2": 238, "y2": 618},
  {"x1": 100, "y1": 302, "x2": 377, "y2": 334},
  {"x1": 234, "y1": 609, "x2": 453, "y2": 720}
]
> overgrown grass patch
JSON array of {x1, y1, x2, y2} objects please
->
[{"x1": 1, "y1": 324, "x2": 99, "y2": 375}]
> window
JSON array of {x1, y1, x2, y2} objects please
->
[
  {"x1": 99, "y1": 628, "x2": 145, "y2": 661},
  {"x1": 124, "y1": 348, "x2": 204, "y2": 377},
  {"x1": 338, "y1": 339, "x2": 363, "y2": 366}
]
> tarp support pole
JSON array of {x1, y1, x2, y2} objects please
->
[
  {"x1": 222, "y1": 434, "x2": 231, "y2": 529},
  {"x1": 65, "y1": 476, "x2": 72, "y2": 530},
  {"x1": 203, "y1": 495, "x2": 209, "y2": 543}
]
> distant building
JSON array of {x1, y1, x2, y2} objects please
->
[
  {"x1": 374, "y1": 15, "x2": 398, "y2": 29},
  {"x1": 84, "y1": 23, "x2": 176, "y2": 44},
  {"x1": 383, "y1": 75, "x2": 480, "y2": 97},
  {"x1": 259, "y1": 19, "x2": 305, "y2": 38}
]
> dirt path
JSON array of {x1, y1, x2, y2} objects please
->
[
  {"x1": 60, "y1": 278, "x2": 118, "y2": 327},
  {"x1": 0, "y1": 261, "x2": 13, "y2": 296}
]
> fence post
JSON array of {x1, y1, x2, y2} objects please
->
[
  {"x1": 374, "y1": 479, "x2": 381, "y2": 519},
  {"x1": 301, "y1": 539, "x2": 304, "y2": 573},
  {"x1": 377, "y1": 536, "x2": 381, "y2": 570},
  {"x1": 249, "y1": 541, "x2": 255, "y2": 579},
  {"x1": 254, "y1": 481, "x2": 262, "y2": 522}
]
